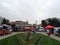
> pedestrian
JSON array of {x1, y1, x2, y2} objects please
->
[
  {"x1": 46, "y1": 29, "x2": 50, "y2": 36},
  {"x1": 31, "y1": 27, "x2": 35, "y2": 33}
]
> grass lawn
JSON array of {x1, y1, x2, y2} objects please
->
[{"x1": 0, "y1": 32, "x2": 60, "y2": 45}]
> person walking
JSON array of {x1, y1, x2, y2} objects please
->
[
  {"x1": 46, "y1": 29, "x2": 50, "y2": 36},
  {"x1": 31, "y1": 26, "x2": 35, "y2": 33}
]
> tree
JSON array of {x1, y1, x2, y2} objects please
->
[
  {"x1": 48, "y1": 18, "x2": 53, "y2": 25},
  {"x1": 2, "y1": 18, "x2": 9, "y2": 24},
  {"x1": 47, "y1": 18, "x2": 60, "y2": 27},
  {"x1": 41, "y1": 20, "x2": 47, "y2": 27},
  {"x1": 41, "y1": 17, "x2": 60, "y2": 27},
  {"x1": 52, "y1": 18, "x2": 60, "y2": 27},
  {"x1": 2, "y1": 18, "x2": 6, "y2": 24}
]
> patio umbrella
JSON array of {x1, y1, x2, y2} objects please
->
[{"x1": 45, "y1": 25, "x2": 54, "y2": 29}]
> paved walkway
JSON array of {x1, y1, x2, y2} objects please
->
[
  {"x1": 36, "y1": 32, "x2": 60, "y2": 41},
  {"x1": 0, "y1": 32, "x2": 27, "y2": 40},
  {"x1": 0, "y1": 32, "x2": 18, "y2": 40}
]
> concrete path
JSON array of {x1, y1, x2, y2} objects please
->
[
  {"x1": 0, "y1": 32, "x2": 27, "y2": 40},
  {"x1": 36, "y1": 32, "x2": 60, "y2": 41},
  {"x1": 0, "y1": 32, "x2": 18, "y2": 40}
]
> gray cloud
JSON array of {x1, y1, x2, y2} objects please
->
[{"x1": 0, "y1": 0, "x2": 60, "y2": 24}]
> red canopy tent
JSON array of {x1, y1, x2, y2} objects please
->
[
  {"x1": 45, "y1": 25, "x2": 55, "y2": 34},
  {"x1": 45, "y1": 25, "x2": 54, "y2": 29}
]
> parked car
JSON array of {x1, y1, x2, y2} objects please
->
[
  {"x1": 38, "y1": 27, "x2": 44, "y2": 32},
  {"x1": 0, "y1": 29, "x2": 4, "y2": 35},
  {"x1": 5, "y1": 30, "x2": 12, "y2": 34}
]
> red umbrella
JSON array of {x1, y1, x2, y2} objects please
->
[{"x1": 45, "y1": 25, "x2": 54, "y2": 29}]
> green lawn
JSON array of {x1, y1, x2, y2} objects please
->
[{"x1": 0, "y1": 32, "x2": 60, "y2": 45}]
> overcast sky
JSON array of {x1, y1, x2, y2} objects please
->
[{"x1": 0, "y1": 0, "x2": 60, "y2": 24}]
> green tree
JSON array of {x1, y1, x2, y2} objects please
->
[
  {"x1": 2, "y1": 18, "x2": 9, "y2": 24},
  {"x1": 48, "y1": 18, "x2": 60, "y2": 27},
  {"x1": 41, "y1": 20, "x2": 47, "y2": 27},
  {"x1": 52, "y1": 18, "x2": 60, "y2": 27}
]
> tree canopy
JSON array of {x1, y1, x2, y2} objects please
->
[{"x1": 41, "y1": 17, "x2": 60, "y2": 27}]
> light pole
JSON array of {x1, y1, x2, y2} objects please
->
[{"x1": 36, "y1": 20, "x2": 37, "y2": 25}]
